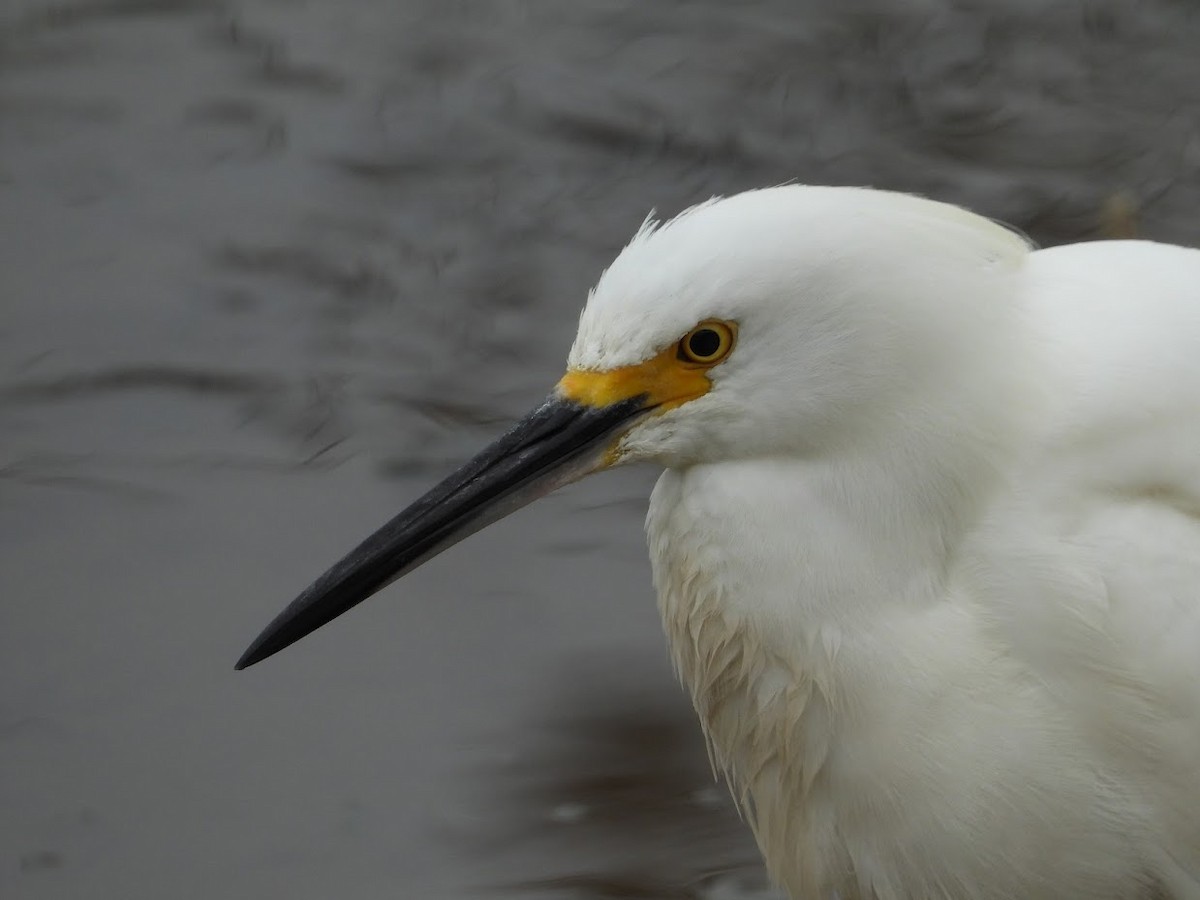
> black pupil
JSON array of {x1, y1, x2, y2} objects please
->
[{"x1": 688, "y1": 328, "x2": 722, "y2": 359}]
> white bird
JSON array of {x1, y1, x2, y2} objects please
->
[{"x1": 238, "y1": 185, "x2": 1200, "y2": 900}]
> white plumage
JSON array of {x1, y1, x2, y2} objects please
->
[
  {"x1": 240, "y1": 184, "x2": 1200, "y2": 900},
  {"x1": 573, "y1": 186, "x2": 1200, "y2": 899}
]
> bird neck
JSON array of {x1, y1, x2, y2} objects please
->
[
  {"x1": 646, "y1": 430, "x2": 1010, "y2": 869},
  {"x1": 650, "y1": 434, "x2": 998, "y2": 641}
]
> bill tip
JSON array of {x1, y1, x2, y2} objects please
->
[{"x1": 234, "y1": 641, "x2": 271, "y2": 671}]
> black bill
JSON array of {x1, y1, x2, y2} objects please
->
[{"x1": 235, "y1": 393, "x2": 649, "y2": 669}]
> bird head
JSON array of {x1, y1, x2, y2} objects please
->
[
  {"x1": 566, "y1": 185, "x2": 1029, "y2": 468},
  {"x1": 236, "y1": 185, "x2": 1029, "y2": 669}
]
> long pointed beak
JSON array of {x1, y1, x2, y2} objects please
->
[{"x1": 235, "y1": 392, "x2": 649, "y2": 669}]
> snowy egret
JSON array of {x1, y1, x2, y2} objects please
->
[{"x1": 238, "y1": 186, "x2": 1200, "y2": 900}]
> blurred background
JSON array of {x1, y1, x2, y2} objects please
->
[{"x1": 1, "y1": 1, "x2": 1197, "y2": 897}]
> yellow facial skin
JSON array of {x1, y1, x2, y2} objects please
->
[
  {"x1": 555, "y1": 320, "x2": 737, "y2": 463},
  {"x1": 556, "y1": 342, "x2": 709, "y2": 411},
  {"x1": 557, "y1": 320, "x2": 737, "y2": 412}
]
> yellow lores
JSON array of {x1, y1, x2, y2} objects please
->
[{"x1": 556, "y1": 319, "x2": 737, "y2": 413}]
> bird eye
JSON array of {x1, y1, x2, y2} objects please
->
[{"x1": 678, "y1": 321, "x2": 736, "y2": 365}]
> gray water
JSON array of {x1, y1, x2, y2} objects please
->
[{"x1": 1, "y1": 1, "x2": 1197, "y2": 898}]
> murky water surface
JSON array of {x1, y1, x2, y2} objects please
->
[{"x1": 2, "y1": 1, "x2": 1197, "y2": 897}]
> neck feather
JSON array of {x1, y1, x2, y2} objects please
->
[{"x1": 645, "y1": 421, "x2": 1017, "y2": 888}]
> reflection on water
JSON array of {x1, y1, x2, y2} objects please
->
[
  {"x1": 460, "y1": 664, "x2": 781, "y2": 898},
  {"x1": 2, "y1": 0, "x2": 1198, "y2": 897}
]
